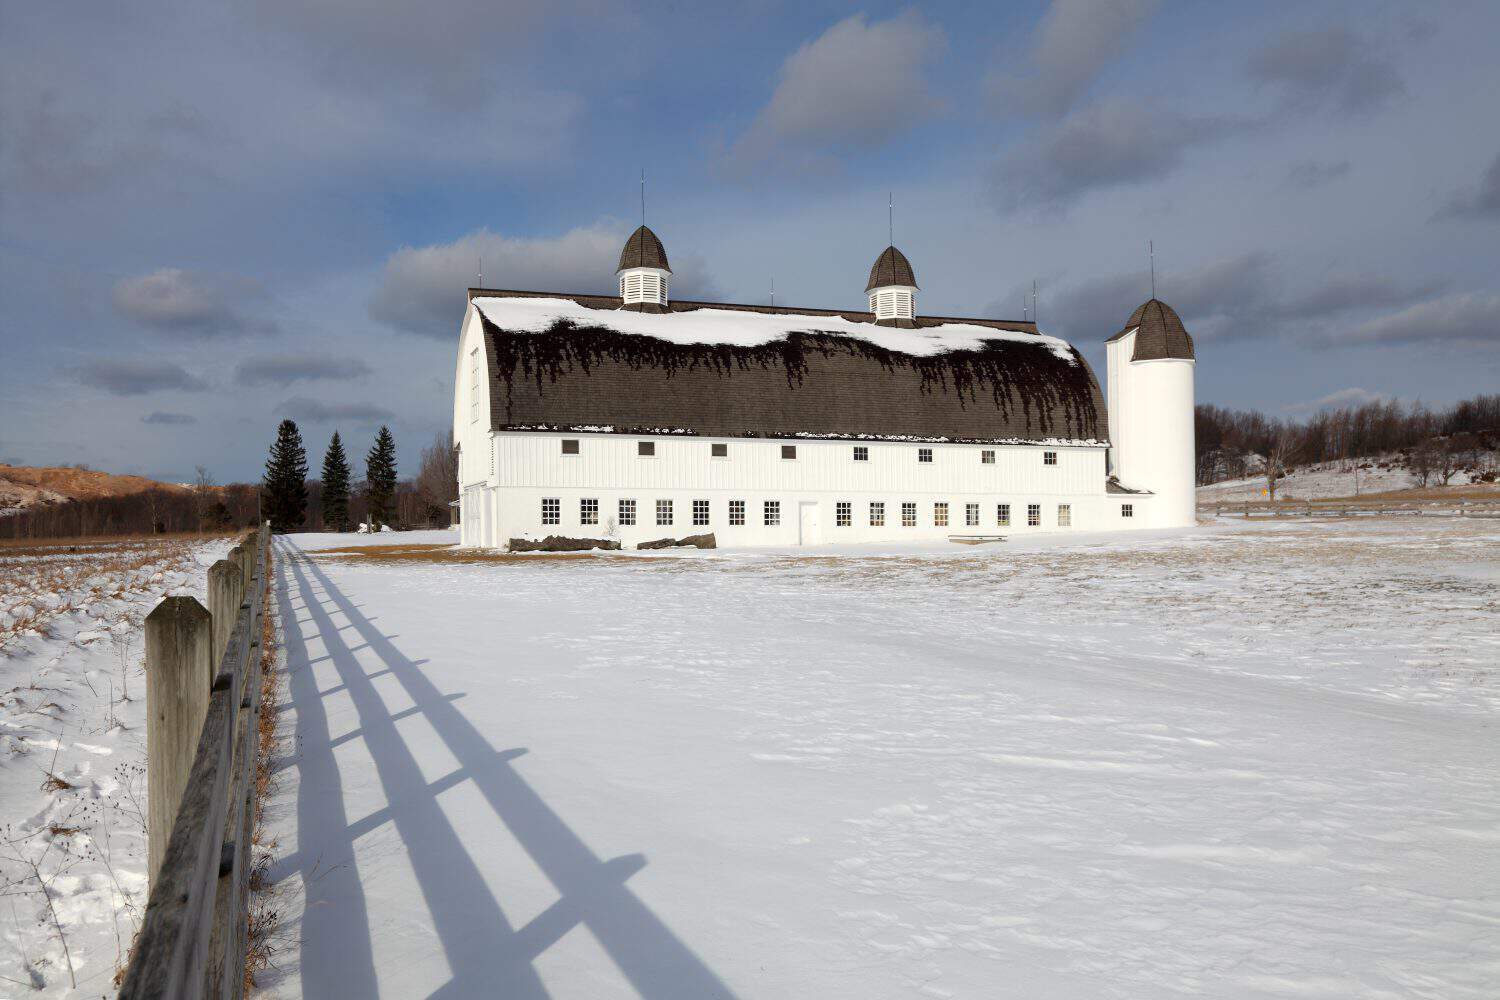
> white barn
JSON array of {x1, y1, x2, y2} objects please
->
[{"x1": 453, "y1": 227, "x2": 1195, "y2": 549}]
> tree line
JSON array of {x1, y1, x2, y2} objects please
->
[
  {"x1": 1196, "y1": 393, "x2": 1500, "y2": 487},
  {"x1": 1, "y1": 422, "x2": 458, "y2": 540}
]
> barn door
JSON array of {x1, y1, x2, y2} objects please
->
[{"x1": 798, "y1": 501, "x2": 822, "y2": 546}]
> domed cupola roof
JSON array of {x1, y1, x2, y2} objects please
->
[
  {"x1": 1109, "y1": 298, "x2": 1195, "y2": 361},
  {"x1": 618, "y1": 225, "x2": 671, "y2": 274},
  {"x1": 865, "y1": 245, "x2": 918, "y2": 292}
]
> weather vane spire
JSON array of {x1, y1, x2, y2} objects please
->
[
  {"x1": 1149, "y1": 240, "x2": 1156, "y2": 298},
  {"x1": 888, "y1": 191, "x2": 894, "y2": 247},
  {"x1": 641, "y1": 168, "x2": 646, "y2": 228}
]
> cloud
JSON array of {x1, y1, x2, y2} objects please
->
[
  {"x1": 234, "y1": 354, "x2": 372, "y2": 387},
  {"x1": 1245, "y1": 26, "x2": 1404, "y2": 114},
  {"x1": 276, "y1": 396, "x2": 395, "y2": 426},
  {"x1": 141, "y1": 411, "x2": 198, "y2": 425},
  {"x1": 368, "y1": 224, "x2": 721, "y2": 336},
  {"x1": 1285, "y1": 159, "x2": 1350, "y2": 189},
  {"x1": 112, "y1": 268, "x2": 278, "y2": 338},
  {"x1": 1435, "y1": 151, "x2": 1500, "y2": 221},
  {"x1": 1331, "y1": 292, "x2": 1500, "y2": 348},
  {"x1": 986, "y1": 0, "x2": 1159, "y2": 120},
  {"x1": 991, "y1": 98, "x2": 1241, "y2": 211},
  {"x1": 1283, "y1": 387, "x2": 1389, "y2": 415},
  {"x1": 724, "y1": 13, "x2": 946, "y2": 171},
  {"x1": 71, "y1": 359, "x2": 209, "y2": 396}
]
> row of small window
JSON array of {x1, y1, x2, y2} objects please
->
[
  {"x1": 541, "y1": 498, "x2": 1114, "y2": 528},
  {"x1": 561, "y1": 439, "x2": 1060, "y2": 465}
]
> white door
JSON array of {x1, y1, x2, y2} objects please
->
[{"x1": 798, "y1": 501, "x2": 822, "y2": 546}]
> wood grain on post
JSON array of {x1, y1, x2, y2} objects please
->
[
  {"x1": 207, "y1": 561, "x2": 243, "y2": 669},
  {"x1": 145, "y1": 596, "x2": 213, "y2": 888}
]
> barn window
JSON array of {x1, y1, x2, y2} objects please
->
[
  {"x1": 618, "y1": 499, "x2": 637, "y2": 525},
  {"x1": 729, "y1": 500, "x2": 746, "y2": 525},
  {"x1": 997, "y1": 503, "x2": 1011, "y2": 527},
  {"x1": 712, "y1": 443, "x2": 728, "y2": 458},
  {"x1": 541, "y1": 498, "x2": 560, "y2": 525},
  {"x1": 469, "y1": 348, "x2": 480, "y2": 423},
  {"x1": 835, "y1": 502, "x2": 852, "y2": 527},
  {"x1": 869, "y1": 501, "x2": 885, "y2": 526},
  {"x1": 1043, "y1": 451, "x2": 1058, "y2": 466},
  {"x1": 580, "y1": 498, "x2": 598, "y2": 525},
  {"x1": 561, "y1": 439, "x2": 579, "y2": 455},
  {"x1": 693, "y1": 500, "x2": 710, "y2": 526},
  {"x1": 1057, "y1": 504, "x2": 1072, "y2": 527},
  {"x1": 981, "y1": 450, "x2": 995, "y2": 464},
  {"x1": 853, "y1": 446, "x2": 869, "y2": 462},
  {"x1": 1027, "y1": 504, "x2": 1041, "y2": 526},
  {"x1": 917, "y1": 448, "x2": 933, "y2": 464},
  {"x1": 764, "y1": 500, "x2": 781, "y2": 526},
  {"x1": 966, "y1": 503, "x2": 979, "y2": 526},
  {"x1": 638, "y1": 441, "x2": 655, "y2": 457},
  {"x1": 781, "y1": 445, "x2": 797, "y2": 460},
  {"x1": 901, "y1": 502, "x2": 917, "y2": 527},
  {"x1": 656, "y1": 500, "x2": 673, "y2": 526},
  {"x1": 933, "y1": 502, "x2": 949, "y2": 527},
  {"x1": 1121, "y1": 504, "x2": 1134, "y2": 518}
]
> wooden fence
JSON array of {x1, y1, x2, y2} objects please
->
[
  {"x1": 1205, "y1": 499, "x2": 1500, "y2": 519},
  {"x1": 119, "y1": 523, "x2": 270, "y2": 999}
]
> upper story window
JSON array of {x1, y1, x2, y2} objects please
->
[
  {"x1": 1043, "y1": 451, "x2": 1058, "y2": 466},
  {"x1": 711, "y1": 443, "x2": 728, "y2": 458},
  {"x1": 1121, "y1": 504, "x2": 1134, "y2": 518},
  {"x1": 781, "y1": 445, "x2": 797, "y2": 460},
  {"x1": 638, "y1": 441, "x2": 656, "y2": 457},
  {"x1": 853, "y1": 446, "x2": 869, "y2": 462},
  {"x1": 917, "y1": 448, "x2": 933, "y2": 464},
  {"x1": 981, "y1": 450, "x2": 995, "y2": 464},
  {"x1": 561, "y1": 439, "x2": 579, "y2": 455}
]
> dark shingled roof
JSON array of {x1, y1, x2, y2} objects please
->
[
  {"x1": 866, "y1": 245, "x2": 918, "y2": 291},
  {"x1": 617, "y1": 225, "x2": 671, "y2": 274},
  {"x1": 1106, "y1": 298, "x2": 1195, "y2": 361},
  {"x1": 470, "y1": 292, "x2": 1107, "y2": 445}
]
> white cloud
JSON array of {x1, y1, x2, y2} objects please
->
[
  {"x1": 112, "y1": 268, "x2": 277, "y2": 338},
  {"x1": 1336, "y1": 292, "x2": 1500, "y2": 348},
  {"x1": 986, "y1": 0, "x2": 1159, "y2": 120},
  {"x1": 1283, "y1": 387, "x2": 1389, "y2": 415},
  {"x1": 725, "y1": 13, "x2": 946, "y2": 171}
]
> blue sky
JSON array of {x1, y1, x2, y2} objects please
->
[{"x1": 2, "y1": 0, "x2": 1497, "y2": 483}]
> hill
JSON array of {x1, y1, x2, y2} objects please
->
[{"x1": 0, "y1": 464, "x2": 192, "y2": 516}]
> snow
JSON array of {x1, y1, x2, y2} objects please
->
[
  {"x1": 0, "y1": 536, "x2": 232, "y2": 994},
  {"x1": 257, "y1": 518, "x2": 1499, "y2": 999},
  {"x1": 472, "y1": 296, "x2": 1081, "y2": 363}
]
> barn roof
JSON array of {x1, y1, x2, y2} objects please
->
[
  {"x1": 1106, "y1": 298, "x2": 1195, "y2": 361},
  {"x1": 866, "y1": 245, "x2": 918, "y2": 291},
  {"x1": 469, "y1": 291, "x2": 1107, "y2": 446},
  {"x1": 617, "y1": 225, "x2": 671, "y2": 273}
]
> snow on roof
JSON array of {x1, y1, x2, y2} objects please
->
[{"x1": 472, "y1": 296, "x2": 1079, "y2": 364}]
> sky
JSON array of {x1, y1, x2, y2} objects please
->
[{"x1": 2, "y1": 0, "x2": 1497, "y2": 484}]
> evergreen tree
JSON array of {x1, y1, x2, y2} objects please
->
[
  {"x1": 365, "y1": 425, "x2": 398, "y2": 531},
  {"x1": 321, "y1": 431, "x2": 352, "y2": 532},
  {"x1": 263, "y1": 419, "x2": 308, "y2": 533}
]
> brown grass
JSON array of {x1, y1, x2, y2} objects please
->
[
  {"x1": 314, "y1": 543, "x2": 620, "y2": 565},
  {"x1": 245, "y1": 541, "x2": 282, "y2": 991},
  {"x1": 0, "y1": 530, "x2": 236, "y2": 552},
  {"x1": 0, "y1": 464, "x2": 194, "y2": 502}
]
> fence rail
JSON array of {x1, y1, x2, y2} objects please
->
[
  {"x1": 120, "y1": 522, "x2": 270, "y2": 1000},
  {"x1": 1205, "y1": 499, "x2": 1500, "y2": 519}
]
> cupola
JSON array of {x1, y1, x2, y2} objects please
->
[
  {"x1": 865, "y1": 245, "x2": 918, "y2": 326},
  {"x1": 1108, "y1": 298, "x2": 1196, "y2": 361},
  {"x1": 617, "y1": 225, "x2": 672, "y2": 310}
]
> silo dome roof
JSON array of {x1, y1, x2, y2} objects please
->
[
  {"x1": 865, "y1": 245, "x2": 918, "y2": 291},
  {"x1": 1108, "y1": 298, "x2": 1195, "y2": 361},
  {"x1": 617, "y1": 225, "x2": 671, "y2": 274}
]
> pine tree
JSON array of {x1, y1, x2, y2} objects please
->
[
  {"x1": 263, "y1": 419, "x2": 308, "y2": 533},
  {"x1": 321, "y1": 431, "x2": 352, "y2": 532},
  {"x1": 365, "y1": 425, "x2": 398, "y2": 531}
]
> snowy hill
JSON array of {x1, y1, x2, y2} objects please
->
[{"x1": 1198, "y1": 453, "x2": 1498, "y2": 502}]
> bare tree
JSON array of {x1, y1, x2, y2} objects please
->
[
  {"x1": 1265, "y1": 427, "x2": 1295, "y2": 502},
  {"x1": 1410, "y1": 439, "x2": 1435, "y2": 487},
  {"x1": 192, "y1": 465, "x2": 215, "y2": 534},
  {"x1": 414, "y1": 433, "x2": 458, "y2": 527},
  {"x1": 1437, "y1": 438, "x2": 1458, "y2": 485}
]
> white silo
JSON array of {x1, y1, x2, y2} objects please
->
[{"x1": 1105, "y1": 299, "x2": 1197, "y2": 528}]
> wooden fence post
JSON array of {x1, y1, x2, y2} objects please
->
[
  {"x1": 207, "y1": 561, "x2": 244, "y2": 668},
  {"x1": 145, "y1": 596, "x2": 213, "y2": 887}
]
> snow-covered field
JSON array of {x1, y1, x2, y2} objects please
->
[
  {"x1": 1197, "y1": 456, "x2": 1497, "y2": 502},
  {"x1": 257, "y1": 519, "x2": 1499, "y2": 999},
  {"x1": 0, "y1": 535, "x2": 231, "y2": 994}
]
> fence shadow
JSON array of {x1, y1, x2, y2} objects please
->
[{"x1": 273, "y1": 541, "x2": 737, "y2": 998}]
